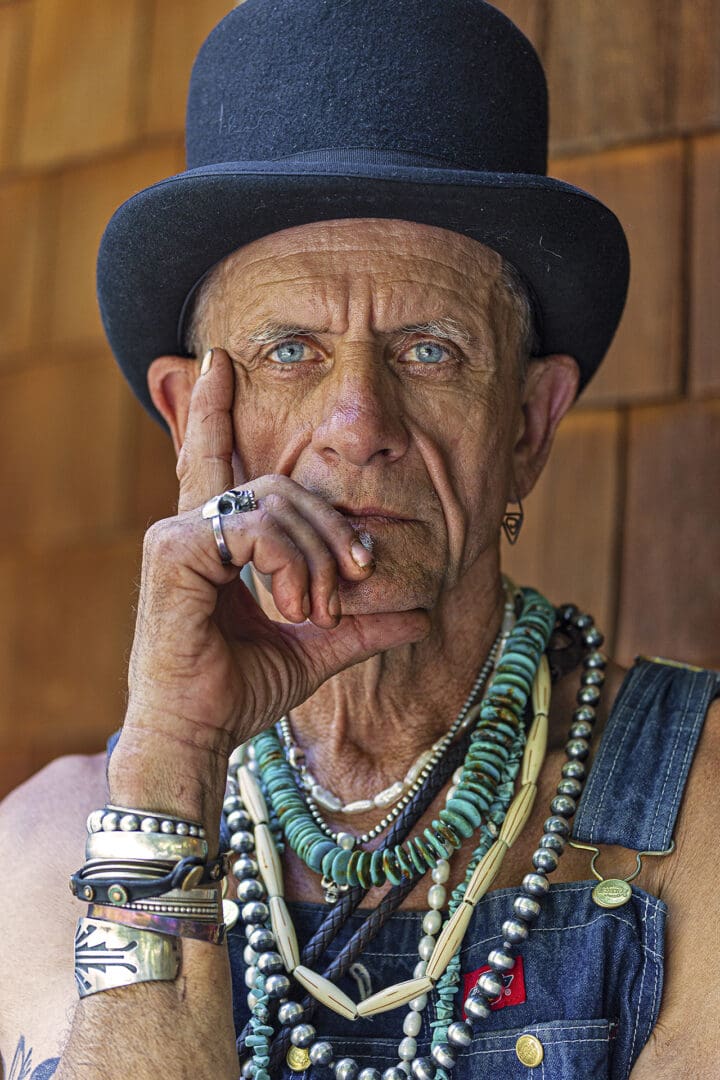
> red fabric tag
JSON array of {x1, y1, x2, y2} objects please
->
[{"x1": 462, "y1": 956, "x2": 526, "y2": 1017}]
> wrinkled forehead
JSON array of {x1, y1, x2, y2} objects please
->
[{"x1": 194, "y1": 218, "x2": 506, "y2": 327}]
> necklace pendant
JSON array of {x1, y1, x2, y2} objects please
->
[
  {"x1": 222, "y1": 898, "x2": 240, "y2": 929},
  {"x1": 321, "y1": 875, "x2": 347, "y2": 904},
  {"x1": 287, "y1": 1045, "x2": 311, "y2": 1072},
  {"x1": 592, "y1": 878, "x2": 632, "y2": 909}
]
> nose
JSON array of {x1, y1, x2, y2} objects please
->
[{"x1": 311, "y1": 354, "x2": 409, "y2": 468}]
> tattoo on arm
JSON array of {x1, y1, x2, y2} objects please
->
[{"x1": 2, "y1": 1036, "x2": 60, "y2": 1080}]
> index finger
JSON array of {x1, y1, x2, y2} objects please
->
[{"x1": 177, "y1": 347, "x2": 236, "y2": 513}]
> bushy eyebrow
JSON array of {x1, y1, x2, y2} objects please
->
[{"x1": 246, "y1": 316, "x2": 480, "y2": 348}]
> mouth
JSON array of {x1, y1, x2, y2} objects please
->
[{"x1": 333, "y1": 504, "x2": 415, "y2": 525}]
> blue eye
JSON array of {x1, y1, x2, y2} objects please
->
[
  {"x1": 269, "y1": 340, "x2": 307, "y2": 364},
  {"x1": 408, "y1": 341, "x2": 448, "y2": 364}
]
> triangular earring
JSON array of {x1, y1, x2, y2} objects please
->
[{"x1": 502, "y1": 498, "x2": 524, "y2": 545}]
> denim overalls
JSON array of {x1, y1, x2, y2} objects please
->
[{"x1": 111, "y1": 657, "x2": 720, "y2": 1078}]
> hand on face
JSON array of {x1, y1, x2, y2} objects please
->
[{"x1": 126, "y1": 345, "x2": 431, "y2": 754}]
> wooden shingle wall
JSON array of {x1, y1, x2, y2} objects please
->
[{"x1": 0, "y1": 0, "x2": 718, "y2": 797}]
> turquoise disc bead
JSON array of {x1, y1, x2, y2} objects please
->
[{"x1": 331, "y1": 848, "x2": 353, "y2": 884}]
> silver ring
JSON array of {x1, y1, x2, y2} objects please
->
[
  {"x1": 210, "y1": 515, "x2": 233, "y2": 565},
  {"x1": 201, "y1": 487, "x2": 258, "y2": 520}
]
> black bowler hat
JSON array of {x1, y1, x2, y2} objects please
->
[{"x1": 97, "y1": 0, "x2": 629, "y2": 427}]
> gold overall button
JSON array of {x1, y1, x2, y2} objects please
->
[
  {"x1": 287, "y1": 1045, "x2": 311, "y2": 1072},
  {"x1": 515, "y1": 1033, "x2": 544, "y2": 1067}
]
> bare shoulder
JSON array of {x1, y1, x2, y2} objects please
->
[
  {"x1": 0, "y1": 753, "x2": 108, "y2": 1076},
  {"x1": 632, "y1": 692, "x2": 720, "y2": 1077}
]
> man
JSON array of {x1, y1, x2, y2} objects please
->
[{"x1": 1, "y1": 2, "x2": 718, "y2": 1079}]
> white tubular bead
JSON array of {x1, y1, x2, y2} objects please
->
[
  {"x1": 343, "y1": 800, "x2": 374, "y2": 814},
  {"x1": 269, "y1": 896, "x2": 299, "y2": 971},
  {"x1": 292, "y1": 965, "x2": 358, "y2": 1020},
  {"x1": 254, "y1": 823, "x2": 284, "y2": 898},
  {"x1": 238, "y1": 766, "x2": 269, "y2": 826},
  {"x1": 356, "y1": 976, "x2": 433, "y2": 1018},
  {"x1": 425, "y1": 900, "x2": 474, "y2": 981},
  {"x1": 498, "y1": 782, "x2": 537, "y2": 848},
  {"x1": 464, "y1": 839, "x2": 510, "y2": 905},
  {"x1": 520, "y1": 709, "x2": 548, "y2": 786},
  {"x1": 531, "y1": 654, "x2": 551, "y2": 718}
]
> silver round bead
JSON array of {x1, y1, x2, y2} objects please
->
[
  {"x1": 175, "y1": 822, "x2": 190, "y2": 836},
  {"x1": 381, "y1": 1068, "x2": 406, "y2": 1080},
  {"x1": 160, "y1": 819, "x2": 176, "y2": 834},
  {"x1": 335, "y1": 1059, "x2": 359, "y2": 1080},
  {"x1": 233, "y1": 855, "x2": 259, "y2": 880},
  {"x1": 543, "y1": 815, "x2": 570, "y2": 837},
  {"x1": 223, "y1": 795, "x2": 241, "y2": 815},
  {"x1": 243, "y1": 944, "x2": 258, "y2": 966},
  {"x1": 410, "y1": 1058, "x2": 436, "y2": 1080},
  {"x1": 501, "y1": 918, "x2": 529, "y2": 944},
  {"x1": 227, "y1": 808, "x2": 252, "y2": 833},
  {"x1": 566, "y1": 737, "x2": 590, "y2": 760},
  {"x1": 464, "y1": 993, "x2": 492, "y2": 1019},
  {"x1": 309, "y1": 1042, "x2": 335, "y2": 1067},
  {"x1": 100, "y1": 811, "x2": 120, "y2": 832},
  {"x1": 290, "y1": 1023, "x2": 316, "y2": 1048},
  {"x1": 583, "y1": 627, "x2": 604, "y2": 648},
  {"x1": 573, "y1": 612, "x2": 594, "y2": 630},
  {"x1": 569, "y1": 720, "x2": 593, "y2": 740},
  {"x1": 237, "y1": 878, "x2": 265, "y2": 903},
  {"x1": 257, "y1": 950, "x2": 283, "y2": 975},
  {"x1": 277, "y1": 1000, "x2": 304, "y2": 1026},
  {"x1": 582, "y1": 668, "x2": 605, "y2": 686},
  {"x1": 86, "y1": 810, "x2": 104, "y2": 833},
  {"x1": 539, "y1": 831, "x2": 565, "y2": 854},
  {"x1": 244, "y1": 965, "x2": 258, "y2": 989},
  {"x1": 514, "y1": 895, "x2": 541, "y2": 921},
  {"x1": 476, "y1": 970, "x2": 503, "y2": 999},
  {"x1": 550, "y1": 795, "x2": 576, "y2": 817},
  {"x1": 119, "y1": 813, "x2": 140, "y2": 831},
  {"x1": 241, "y1": 901, "x2": 269, "y2": 925},
  {"x1": 522, "y1": 872, "x2": 550, "y2": 897},
  {"x1": 264, "y1": 973, "x2": 291, "y2": 999},
  {"x1": 561, "y1": 759, "x2": 586, "y2": 780},
  {"x1": 248, "y1": 927, "x2": 275, "y2": 953},
  {"x1": 398, "y1": 1037, "x2": 417, "y2": 1061},
  {"x1": 556, "y1": 777, "x2": 583, "y2": 798},
  {"x1": 578, "y1": 685, "x2": 600, "y2": 706},
  {"x1": 358, "y1": 1069, "x2": 382, "y2": 1080},
  {"x1": 431, "y1": 1043, "x2": 457, "y2": 1069},
  {"x1": 188, "y1": 823, "x2": 198, "y2": 836},
  {"x1": 532, "y1": 847, "x2": 560, "y2": 873},
  {"x1": 465, "y1": 993, "x2": 491, "y2": 1022},
  {"x1": 488, "y1": 947, "x2": 515, "y2": 972},
  {"x1": 584, "y1": 650, "x2": 607, "y2": 669},
  {"x1": 447, "y1": 1021, "x2": 473, "y2": 1048},
  {"x1": 231, "y1": 830, "x2": 256, "y2": 854}
]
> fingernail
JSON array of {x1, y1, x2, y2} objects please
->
[
  {"x1": 200, "y1": 348, "x2": 213, "y2": 376},
  {"x1": 328, "y1": 591, "x2": 340, "y2": 618},
  {"x1": 351, "y1": 539, "x2": 374, "y2": 568},
  {"x1": 302, "y1": 593, "x2": 311, "y2": 618}
]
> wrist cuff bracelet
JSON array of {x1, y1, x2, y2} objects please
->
[
  {"x1": 75, "y1": 916, "x2": 180, "y2": 997},
  {"x1": 88, "y1": 904, "x2": 226, "y2": 945}
]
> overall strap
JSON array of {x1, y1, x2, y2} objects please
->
[{"x1": 573, "y1": 657, "x2": 720, "y2": 852}]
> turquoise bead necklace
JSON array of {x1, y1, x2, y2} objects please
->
[{"x1": 252, "y1": 589, "x2": 556, "y2": 894}]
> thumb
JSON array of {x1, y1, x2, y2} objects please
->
[{"x1": 288, "y1": 610, "x2": 431, "y2": 688}]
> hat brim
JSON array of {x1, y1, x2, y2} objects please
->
[{"x1": 97, "y1": 159, "x2": 629, "y2": 428}]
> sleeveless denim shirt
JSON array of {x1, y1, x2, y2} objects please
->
[{"x1": 108, "y1": 657, "x2": 720, "y2": 1078}]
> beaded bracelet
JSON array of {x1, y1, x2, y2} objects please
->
[{"x1": 87, "y1": 804, "x2": 207, "y2": 839}]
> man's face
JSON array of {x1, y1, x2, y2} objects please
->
[{"x1": 194, "y1": 218, "x2": 527, "y2": 614}]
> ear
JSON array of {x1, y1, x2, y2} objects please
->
[
  {"x1": 512, "y1": 355, "x2": 580, "y2": 500},
  {"x1": 147, "y1": 355, "x2": 201, "y2": 456}
]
